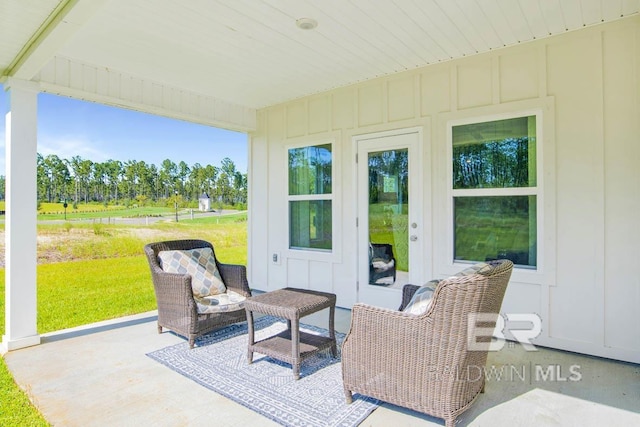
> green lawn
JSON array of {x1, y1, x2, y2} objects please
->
[{"x1": 0, "y1": 211, "x2": 248, "y2": 425}]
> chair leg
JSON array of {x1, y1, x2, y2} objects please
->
[
  {"x1": 189, "y1": 337, "x2": 195, "y2": 349},
  {"x1": 157, "y1": 324, "x2": 162, "y2": 334},
  {"x1": 345, "y1": 389, "x2": 353, "y2": 404},
  {"x1": 445, "y1": 418, "x2": 456, "y2": 427}
]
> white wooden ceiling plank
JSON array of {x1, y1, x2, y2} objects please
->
[
  {"x1": 9, "y1": 0, "x2": 639, "y2": 111},
  {"x1": 455, "y1": 0, "x2": 506, "y2": 49},
  {"x1": 259, "y1": 0, "x2": 400, "y2": 77},
  {"x1": 103, "y1": 0, "x2": 333, "y2": 91},
  {"x1": 178, "y1": 1, "x2": 375, "y2": 106},
  {"x1": 380, "y1": 0, "x2": 455, "y2": 62},
  {"x1": 318, "y1": 0, "x2": 421, "y2": 72},
  {"x1": 345, "y1": 1, "x2": 434, "y2": 69},
  {"x1": 580, "y1": 0, "x2": 604, "y2": 25},
  {"x1": 214, "y1": 0, "x2": 369, "y2": 85},
  {"x1": 397, "y1": 0, "x2": 468, "y2": 62},
  {"x1": 245, "y1": 0, "x2": 393, "y2": 83},
  {"x1": 432, "y1": 0, "x2": 490, "y2": 53},
  {"x1": 164, "y1": 1, "x2": 339, "y2": 81},
  {"x1": 476, "y1": 0, "x2": 519, "y2": 45},
  {"x1": 62, "y1": 23, "x2": 295, "y2": 102},
  {"x1": 558, "y1": 0, "x2": 584, "y2": 29},
  {"x1": 395, "y1": 0, "x2": 468, "y2": 60},
  {"x1": 90, "y1": 0, "x2": 341, "y2": 98},
  {"x1": 61, "y1": 33, "x2": 309, "y2": 109},
  {"x1": 517, "y1": 0, "x2": 551, "y2": 38},
  {"x1": 622, "y1": 0, "x2": 640, "y2": 15},
  {"x1": 601, "y1": 0, "x2": 622, "y2": 21},
  {"x1": 0, "y1": 0, "x2": 60, "y2": 69},
  {"x1": 537, "y1": 0, "x2": 568, "y2": 34},
  {"x1": 280, "y1": 0, "x2": 420, "y2": 75},
  {"x1": 495, "y1": 0, "x2": 534, "y2": 42},
  {"x1": 327, "y1": 1, "x2": 427, "y2": 70}
]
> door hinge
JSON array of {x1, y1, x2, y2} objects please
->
[
  {"x1": 356, "y1": 217, "x2": 358, "y2": 227},
  {"x1": 355, "y1": 153, "x2": 358, "y2": 163}
]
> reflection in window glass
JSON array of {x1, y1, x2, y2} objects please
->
[
  {"x1": 454, "y1": 196, "x2": 536, "y2": 267},
  {"x1": 289, "y1": 144, "x2": 332, "y2": 195},
  {"x1": 453, "y1": 116, "x2": 536, "y2": 189},
  {"x1": 290, "y1": 200, "x2": 332, "y2": 250},
  {"x1": 368, "y1": 149, "x2": 409, "y2": 272},
  {"x1": 452, "y1": 115, "x2": 538, "y2": 268}
]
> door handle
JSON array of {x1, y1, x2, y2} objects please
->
[{"x1": 410, "y1": 235, "x2": 418, "y2": 241}]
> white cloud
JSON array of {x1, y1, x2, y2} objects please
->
[
  {"x1": 37, "y1": 133, "x2": 112, "y2": 163},
  {"x1": 0, "y1": 135, "x2": 107, "y2": 176}
]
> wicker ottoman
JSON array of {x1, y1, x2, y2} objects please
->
[{"x1": 244, "y1": 287, "x2": 337, "y2": 379}]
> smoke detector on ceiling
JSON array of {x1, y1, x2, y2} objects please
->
[{"x1": 296, "y1": 18, "x2": 318, "y2": 30}]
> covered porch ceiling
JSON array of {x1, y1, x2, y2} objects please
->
[{"x1": 2, "y1": 0, "x2": 639, "y2": 132}]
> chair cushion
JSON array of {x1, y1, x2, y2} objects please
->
[
  {"x1": 195, "y1": 290, "x2": 246, "y2": 314},
  {"x1": 157, "y1": 248, "x2": 227, "y2": 297},
  {"x1": 402, "y1": 262, "x2": 497, "y2": 315},
  {"x1": 402, "y1": 279, "x2": 440, "y2": 315}
]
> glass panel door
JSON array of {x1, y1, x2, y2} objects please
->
[{"x1": 357, "y1": 130, "x2": 421, "y2": 309}]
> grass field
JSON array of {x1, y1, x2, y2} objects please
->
[
  {"x1": 0, "y1": 209, "x2": 248, "y2": 425},
  {"x1": 35, "y1": 202, "x2": 191, "y2": 220}
]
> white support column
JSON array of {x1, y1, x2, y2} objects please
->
[{"x1": 2, "y1": 79, "x2": 40, "y2": 352}]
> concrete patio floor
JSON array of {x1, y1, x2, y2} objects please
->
[{"x1": 3, "y1": 307, "x2": 639, "y2": 427}]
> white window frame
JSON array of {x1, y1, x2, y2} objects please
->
[
  {"x1": 446, "y1": 109, "x2": 544, "y2": 272},
  {"x1": 285, "y1": 137, "x2": 340, "y2": 262}
]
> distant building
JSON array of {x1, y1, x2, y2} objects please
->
[{"x1": 198, "y1": 192, "x2": 211, "y2": 211}]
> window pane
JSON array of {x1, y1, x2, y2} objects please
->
[
  {"x1": 288, "y1": 144, "x2": 332, "y2": 195},
  {"x1": 453, "y1": 116, "x2": 536, "y2": 189},
  {"x1": 454, "y1": 196, "x2": 536, "y2": 267},
  {"x1": 368, "y1": 149, "x2": 409, "y2": 272},
  {"x1": 290, "y1": 200, "x2": 332, "y2": 250}
]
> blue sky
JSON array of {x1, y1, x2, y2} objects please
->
[{"x1": 0, "y1": 84, "x2": 248, "y2": 176}]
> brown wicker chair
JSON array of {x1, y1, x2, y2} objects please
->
[
  {"x1": 144, "y1": 239, "x2": 252, "y2": 348},
  {"x1": 342, "y1": 259, "x2": 513, "y2": 427}
]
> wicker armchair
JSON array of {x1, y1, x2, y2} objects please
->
[
  {"x1": 342, "y1": 259, "x2": 513, "y2": 427},
  {"x1": 144, "y1": 239, "x2": 251, "y2": 348}
]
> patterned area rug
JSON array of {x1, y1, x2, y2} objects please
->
[{"x1": 146, "y1": 316, "x2": 379, "y2": 427}]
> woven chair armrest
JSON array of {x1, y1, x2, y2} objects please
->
[
  {"x1": 151, "y1": 270, "x2": 198, "y2": 315},
  {"x1": 345, "y1": 302, "x2": 422, "y2": 339},
  {"x1": 218, "y1": 263, "x2": 252, "y2": 297},
  {"x1": 343, "y1": 303, "x2": 424, "y2": 358}
]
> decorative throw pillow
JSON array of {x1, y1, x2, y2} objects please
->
[
  {"x1": 157, "y1": 248, "x2": 227, "y2": 297},
  {"x1": 402, "y1": 279, "x2": 440, "y2": 315},
  {"x1": 402, "y1": 262, "x2": 498, "y2": 316}
]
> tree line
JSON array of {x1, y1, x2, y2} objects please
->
[
  {"x1": 452, "y1": 137, "x2": 532, "y2": 189},
  {"x1": 0, "y1": 155, "x2": 247, "y2": 208}
]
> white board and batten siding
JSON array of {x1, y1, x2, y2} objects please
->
[{"x1": 249, "y1": 16, "x2": 640, "y2": 364}]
